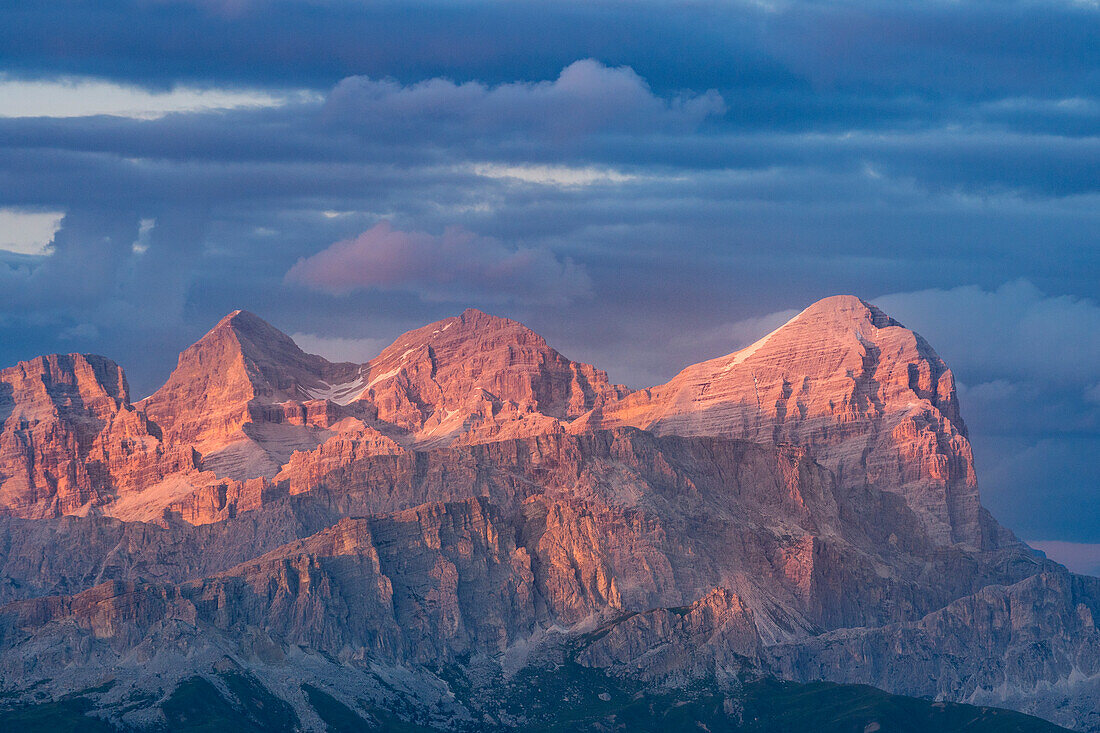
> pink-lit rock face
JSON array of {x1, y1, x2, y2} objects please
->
[
  {"x1": 355, "y1": 307, "x2": 629, "y2": 447},
  {"x1": 0, "y1": 353, "x2": 191, "y2": 519},
  {"x1": 139, "y1": 309, "x2": 362, "y2": 481},
  {"x1": 0, "y1": 299, "x2": 999, "y2": 548},
  {"x1": 0, "y1": 296, "x2": 1095, "y2": 730},
  {"x1": 136, "y1": 308, "x2": 627, "y2": 482},
  {"x1": 585, "y1": 295, "x2": 985, "y2": 549}
]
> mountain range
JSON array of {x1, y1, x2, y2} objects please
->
[{"x1": 0, "y1": 296, "x2": 1096, "y2": 731}]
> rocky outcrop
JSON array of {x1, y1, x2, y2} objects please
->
[
  {"x1": 139, "y1": 310, "x2": 363, "y2": 481},
  {"x1": 573, "y1": 587, "x2": 762, "y2": 680},
  {"x1": 136, "y1": 308, "x2": 626, "y2": 482},
  {"x1": 768, "y1": 570, "x2": 1100, "y2": 731},
  {"x1": 0, "y1": 354, "x2": 192, "y2": 519},
  {"x1": 0, "y1": 499, "x2": 535, "y2": 670},
  {"x1": 0, "y1": 430, "x2": 1054, "y2": 665},
  {"x1": 0, "y1": 300, "x2": 1001, "y2": 545}
]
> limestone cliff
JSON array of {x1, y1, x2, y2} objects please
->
[
  {"x1": 0, "y1": 297, "x2": 1093, "y2": 731},
  {"x1": 0, "y1": 354, "x2": 191, "y2": 519},
  {"x1": 586, "y1": 296, "x2": 987, "y2": 548}
]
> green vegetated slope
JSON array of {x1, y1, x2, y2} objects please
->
[{"x1": 0, "y1": 669, "x2": 1069, "y2": 733}]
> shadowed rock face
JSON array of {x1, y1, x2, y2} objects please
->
[
  {"x1": 0, "y1": 297, "x2": 1094, "y2": 731},
  {"x1": 768, "y1": 570, "x2": 1100, "y2": 730}
]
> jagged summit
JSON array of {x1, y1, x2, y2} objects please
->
[
  {"x1": 0, "y1": 297, "x2": 977, "y2": 543},
  {"x1": 176, "y1": 308, "x2": 355, "y2": 384},
  {"x1": 0, "y1": 297, "x2": 1095, "y2": 732},
  {"x1": 213, "y1": 308, "x2": 294, "y2": 347},
  {"x1": 125, "y1": 306, "x2": 628, "y2": 480},
  {"x1": 0, "y1": 353, "x2": 173, "y2": 518},
  {"x1": 1, "y1": 352, "x2": 131, "y2": 413},
  {"x1": 137, "y1": 310, "x2": 359, "y2": 480},
  {"x1": 370, "y1": 308, "x2": 559, "y2": 365},
  {"x1": 795, "y1": 294, "x2": 900, "y2": 329}
]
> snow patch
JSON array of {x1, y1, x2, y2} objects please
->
[
  {"x1": 367, "y1": 367, "x2": 402, "y2": 388},
  {"x1": 303, "y1": 374, "x2": 367, "y2": 406}
]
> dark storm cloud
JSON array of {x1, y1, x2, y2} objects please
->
[
  {"x1": 4, "y1": 1, "x2": 1098, "y2": 99},
  {"x1": 0, "y1": 1, "x2": 1098, "y2": 554}
]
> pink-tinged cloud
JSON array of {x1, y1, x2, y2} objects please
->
[
  {"x1": 324, "y1": 59, "x2": 725, "y2": 141},
  {"x1": 285, "y1": 221, "x2": 592, "y2": 306}
]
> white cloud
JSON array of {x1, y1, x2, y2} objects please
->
[
  {"x1": 471, "y1": 163, "x2": 637, "y2": 187},
  {"x1": 0, "y1": 75, "x2": 321, "y2": 119},
  {"x1": 982, "y1": 96, "x2": 1100, "y2": 116},
  {"x1": 58, "y1": 323, "x2": 100, "y2": 341},
  {"x1": 958, "y1": 379, "x2": 1018, "y2": 402},
  {"x1": 132, "y1": 218, "x2": 155, "y2": 255},
  {"x1": 325, "y1": 59, "x2": 724, "y2": 140},
  {"x1": 0, "y1": 208, "x2": 64, "y2": 255}
]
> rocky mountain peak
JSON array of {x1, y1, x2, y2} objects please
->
[
  {"x1": 0, "y1": 299, "x2": 976, "y2": 542},
  {"x1": 181, "y1": 309, "x2": 352, "y2": 390},
  {"x1": 588, "y1": 294, "x2": 981, "y2": 548},
  {"x1": 360, "y1": 308, "x2": 628, "y2": 445},
  {"x1": 794, "y1": 294, "x2": 899, "y2": 330},
  {"x1": 1, "y1": 353, "x2": 131, "y2": 420},
  {"x1": 137, "y1": 311, "x2": 359, "y2": 480},
  {"x1": 370, "y1": 308, "x2": 548, "y2": 363},
  {"x1": 213, "y1": 308, "x2": 290, "y2": 344},
  {"x1": 0, "y1": 297, "x2": 1095, "y2": 732},
  {"x1": 737, "y1": 294, "x2": 964, "y2": 432}
]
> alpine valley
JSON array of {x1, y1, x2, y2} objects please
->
[{"x1": 0, "y1": 296, "x2": 1096, "y2": 732}]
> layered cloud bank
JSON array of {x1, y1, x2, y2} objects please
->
[{"x1": 0, "y1": 1, "x2": 1098, "y2": 547}]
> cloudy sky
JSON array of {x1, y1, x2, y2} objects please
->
[{"x1": 1, "y1": 0, "x2": 1097, "y2": 571}]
